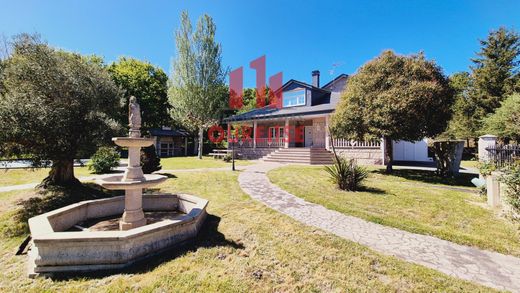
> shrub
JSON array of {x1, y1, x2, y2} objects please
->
[
  {"x1": 141, "y1": 145, "x2": 161, "y2": 174},
  {"x1": 88, "y1": 147, "x2": 120, "y2": 174},
  {"x1": 325, "y1": 156, "x2": 368, "y2": 191},
  {"x1": 500, "y1": 163, "x2": 520, "y2": 216},
  {"x1": 222, "y1": 154, "x2": 232, "y2": 162},
  {"x1": 478, "y1": 161, "x2": 496, "y2": 177}
]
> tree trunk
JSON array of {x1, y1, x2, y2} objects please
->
[
  {"x1": 384, "y1": 137, "x2": 393, "y2": 173},
  {"x1": 40, "y1": 159, "x2": 79, "y2": 188},
  {"x1": 198, "y1": 128, "x2": 204, "y2": 159}
]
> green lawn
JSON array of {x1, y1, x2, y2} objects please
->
[
  {"x1": 0, "y1": 171, "x2": 492, "y2": 292},
  {"x1": 160, "y1": 156, "x2": 253, "y2": 170},
  {"x1": 0, "y1": 157, "x2": 253, "y2": 187},
  {"x1": 461, "y1": 160, "x2": 479, "y2": 169},
  {"x1": 0, "y1": 167, "x2": 91, "y2": 187},
  {"x1": 268, "y1": 165, "x2": 520, "y2": 257}
]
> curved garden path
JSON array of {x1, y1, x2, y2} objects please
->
[{"x1": 238, "y1": 162, "x2": 520, "y2": 292}]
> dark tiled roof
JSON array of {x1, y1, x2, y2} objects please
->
[
  {"x1": 321, "y1": 73, "x2": 348, "y2": 89},
  {"x1": 283, "y1": 79, "x2": 330, "y2": 93},
  {"x1": 223, "y1": 103, "x2": 335, "y2": 122},
  {"x1": 149, "y1": 128, "x2": 191, "y2": 137}
]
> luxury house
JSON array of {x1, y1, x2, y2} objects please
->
[{"x1": 224, "y1": 70, "x2": 431, "y2": 165}]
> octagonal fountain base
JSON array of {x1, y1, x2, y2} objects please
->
[{"x1": 27, "y1": 193, "x2": 208, "y2": 277}]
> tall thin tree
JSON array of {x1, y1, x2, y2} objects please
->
[{"x1": 169, "y1": 11, "x2": 228, "y2": 159}]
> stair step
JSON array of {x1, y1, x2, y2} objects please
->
[
  {"x1": 269, "y1": 153, "x2": 332, "y2": 158},
  {"x1": 264, "y1": 159, "x2": 333, "y2": 164},
  {"x1": 261, "y1": 148, "x2": 334, "y2": 165}
]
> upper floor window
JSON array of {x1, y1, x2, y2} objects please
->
[{"x1": 283, "y1": 89, "x2": 306, "y2": 107}]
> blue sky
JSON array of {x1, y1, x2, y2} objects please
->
[{"x1": 1, "y1": 0, "x2": 519, "y2": 87}]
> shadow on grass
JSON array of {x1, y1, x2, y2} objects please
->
[
  {"x1": 154, "y1": 173, "x2": 177, "y2": 179},
  {"x1": 49, "y1": 214, "x2": 244, "y2": 280},
  {"x1": 357, "y1": 186, "x2": 386, "y2": 195},
  {"x1": 371, "y1": 169, "x2": 475, "y2": 187},
  {"x1": 2, "y1": 183, "x2": 121, "y2": 237}
]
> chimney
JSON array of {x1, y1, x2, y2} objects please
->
[{"x1": 312, "y1": 70, "x2": 320, "y2": 87}]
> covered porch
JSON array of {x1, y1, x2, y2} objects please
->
[{"x1": 228, "y1": 114, "x2": 331, "y2": 149}]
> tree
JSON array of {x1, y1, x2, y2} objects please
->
[
  {"x1": 482, "y1": 94, "x2": 520, "y2": 142},
  {"x1": 471, "y1": 27, "x2": 519, "y2": 113},
  {"x1": 108, "y1": 57, "x2": 171, "y2": 131},
  {"x1": 444, "y1": 72, "x2": 483, "y2": 142},
  {"x1": 169, "y1": 11, "x2": 228, "y2": 159},
  {"x1": 238, "y1": 87, "x2": 271, "y2": 114},
  {"x1": 0, "y1": 34, "x2": 121, "y2": 186},
  {"x1": 330, "y1": 50, "x2": 454, "y2": 172}
]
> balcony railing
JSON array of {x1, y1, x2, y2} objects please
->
[{"x1": 331, "y1": 138, "x2": 381, "y2": 148}]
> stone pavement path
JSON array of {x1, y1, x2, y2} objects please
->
[{"x1": 238, "y1": 162, "x2": 520, "y2": 292}]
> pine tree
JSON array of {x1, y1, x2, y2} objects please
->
[{"x1": 471, "y1": 27, "x2": 519, "y2": 113}]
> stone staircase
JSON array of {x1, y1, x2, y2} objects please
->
[{"x1": 262, "y1": 148, "x2": 334, "y2": 165}]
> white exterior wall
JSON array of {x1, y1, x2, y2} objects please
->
[{"x1": 392, "y1": 138, "x2": 432, "y2": 162}]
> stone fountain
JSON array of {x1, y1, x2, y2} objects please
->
[
  {"x1": 27, "y1": 96, "x2": 208, "y2": 277},
  {"x1": 100, "y1": 96, "x2": 167, "y2": 230}
]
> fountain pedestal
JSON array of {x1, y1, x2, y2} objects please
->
[{"x1": 103, "y1": 135, "x2": 166, "y2": 231}]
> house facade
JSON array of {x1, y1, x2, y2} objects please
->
[
  {"x1": 149, "y1": 127, "x2": 192, "y2": 157},
  {"x1": 224, "y1": 71, "x2": 431, "y2": 165}
]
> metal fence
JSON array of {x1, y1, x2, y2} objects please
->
[{"x1": 485, "y1": 145, "x2": 520, "y2": 168}]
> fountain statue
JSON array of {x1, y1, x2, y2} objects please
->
[{"x1": 27, "y1": 96, "x2": 208, "y2": 276}]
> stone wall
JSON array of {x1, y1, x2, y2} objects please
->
[{"x1": 335, "y1": 147, "x2": 383, "y2": 165}]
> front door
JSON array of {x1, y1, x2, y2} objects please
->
[{"x1": 304, "y1": 126, "x2": 313, "y2": 147}]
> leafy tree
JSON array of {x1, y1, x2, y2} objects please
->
[
  {"x1": 0, "y1": 34, "x2": 121, "y2": 186},
  {"x1": 169, "y1": 11, "x2": 228, "y2": 159},
  {"x1": 482, "y1": 94, "x2": 520, "y2": 142},
  {"x1": 444, "y1": 72, "x2": 483, "y2": 142},
  {"x1": 471, "y1": 27, "x2": 519, "y2": 113},
  {"x1": 108, "y1": 57, "x2": 171, "y2": 131},
  {"x1": 330, "y1": 50, "x2": 454, "y2": 172},
  {"x1": 238, "y1": 87, "x2": 271, "y2": 114}
]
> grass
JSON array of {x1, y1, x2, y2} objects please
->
[
  {"x1": 160, "y1": 156, "x2": 253, "y2": 170},
  {"x1": 268, "y1": 165, "x2": 520, "y2": 257},
  {"x1": 461, "y1": 160, "x2": 479, "y2": 169},
  {"x1": 0, "y1": 167, "x2": 92, "y2": 187},
  {"x1": 0, "y1": 157, "x2": 253, "y2": 187},
  {"x1": 0, "y1": 171, "x2": 493, "y2": 292}
]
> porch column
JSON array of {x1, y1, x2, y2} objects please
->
[
  {"x1": 325, "y1": 115, "x2": 330, "y2": 150},
  {"x1": 284, "y1": 118, "x2": 289, "y2": 148},
  {"x1": 253, "y1": 121, "x2": 257, "y2": 149}
]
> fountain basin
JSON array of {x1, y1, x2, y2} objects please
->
[
  {"x1": 112, "y1": 137, "x2": 154, "y2": 148},
  {"x1": 27, "y1": 193, "x2": 208, "y2": 277},
  {"x1": 96, "y1": 174, "x2": 167, "y2": 190}
]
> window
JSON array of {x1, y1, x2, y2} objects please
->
[
  {"x1": 159, "y1": 142, "x2": 174, "y2": 157},
  {"x1": 268, "y1": 127, "x2": 285, "y2": 140},
  {"x1": 283, "y1": 90, "x2": 306, "y2": 107}
]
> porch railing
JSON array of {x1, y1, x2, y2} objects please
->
[
  {"x1": 233, "y1": 137, "x2": 381, "y2": 149},
  {"x1": 235, "y1": 138, "x2": 285, "y2": 148},
  {"x1": 331, "y1": 138, "x2": 381, "y2": 148}
]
